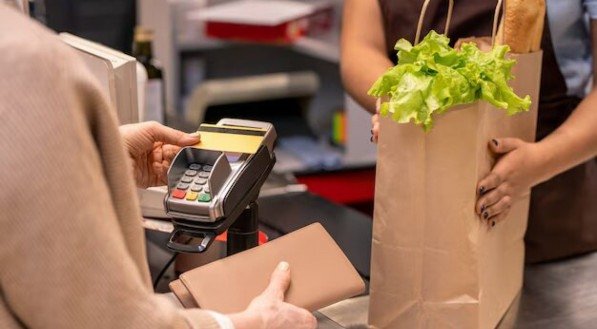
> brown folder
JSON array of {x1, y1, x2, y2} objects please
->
[
  {"x1": 169, "y1": 223, "x2": 365, "y2": 313},
  {"x1": 169, "y1": 278, "x2": 199, "y2": 308}
]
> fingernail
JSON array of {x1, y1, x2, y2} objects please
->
[
  {"x1": 492, "y1": 221, "x2": 496, "y2": 227},
  {"x1": 188, "y1": 132, "x2": 201, "y2": 138},
  {"x1": 483, "y1": 211, "x2": 489, "y2": 219},
  {"x1": 277, "y1": 261, "x2": 290, "y2": 272},
  {"x1": 481, "y1": 205, "x2": 486, "y2": 213},
  {"x1": 370, "y1": 129, "x2": 373, "y2": 135},
  {"x1": 492, "y1": 139, "x2": 499, "y2": 147},
  {"x1": 370, "y1": 136, "x2": 374, "y2": 143},
  {"x1": 479, "y1": 186, "x2": 486, "y2": 195}
]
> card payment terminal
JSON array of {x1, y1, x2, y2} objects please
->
[{"x1": 164, "y1": 118, "x2": 276, "y2": 253}]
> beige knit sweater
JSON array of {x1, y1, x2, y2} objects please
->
[{"x1": 0, "y1": 6, "x2": 220, "y2": 329}]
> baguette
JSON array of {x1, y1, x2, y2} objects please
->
[{"x1": 495, "y1": 0, "x2": 545, "y2": 53}]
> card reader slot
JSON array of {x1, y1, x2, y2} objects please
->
[
  {"x1": 167, "y1": 228, "x2": 215, "y2": 253},
  {"x1": 198, "y1": 125, "x2": 266, "y2": 136}
]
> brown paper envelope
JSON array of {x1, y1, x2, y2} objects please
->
[
  {"x1": 169, "y1": 279, "x2": 199, "y2": 308},
  {"x1": 175, "y1": 223, "x2": 365, "y2": 313}
]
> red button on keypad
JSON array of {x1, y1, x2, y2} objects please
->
[{"x1": 172, "y1": 189, "x2": 186, "y2": 199}]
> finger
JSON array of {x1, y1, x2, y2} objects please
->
[
  {"x1": 489, "y1": 211, "x2": 509, "y2": 228},
  {"x1": 373, "y1": 121, "x2": 380, "y2": 143},
  {"x1": 484, "y1": 196, "x2": 512, "y2": 222},
  {"x1": 150, "y1": 161, "x2": 167, "y2": 185},
  {"x1": 375, "y1": 98, "x2": 381, "y2": 114},
  {"x1": 146, "y1": 122, "x2": 201, "y2": 147},
  {"x1": 159, "y1": 146, "x2": 181, "y2": 184},
  {"x1": 162, "y1": 144, "x2": 181, "y2": 163},
  {"x1": 264, "y1": 262, "x2": 291, "y2": 300},
  {"x1": 371, "y1": 113, "x2": 379, "y2": 125},
  {"x1": 477, "y1": 172, "x2": 502, "y2": 196},
  {"x1": 476, "y1": 187, "x2": 504, "y2": 216},
  {"x1": 489, "y1": 138, "x2": 524, "y2": 155}
]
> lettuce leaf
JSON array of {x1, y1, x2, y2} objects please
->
[{"x1": 368, "y1": 31, "x2": 531, "y2": 131}]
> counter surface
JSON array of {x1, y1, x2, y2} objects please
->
[{"x1": 317, "y1": 252, "x2": 597, "y2": 328}]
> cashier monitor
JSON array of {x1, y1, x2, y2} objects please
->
[{"x1": 164, "y1": 118, "x2": 276, "y2": 253}]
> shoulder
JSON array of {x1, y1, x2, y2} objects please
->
[
  {"x1": 0, "y1": 6, "x2": 89, "y2": 84},
  {"x1": 0, "y1": 5, "x2": 113, "y2": 123}
]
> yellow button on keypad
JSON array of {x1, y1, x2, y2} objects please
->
[{"x1": 185, "y1": 192, "x2": 198, "y2": 201}]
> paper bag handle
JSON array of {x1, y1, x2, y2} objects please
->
[
  {"x1": 414, "y1": 0, "x2": 454, "y2": 44},
  {"x1": 415, "y1": 0, "x2": 504, "y2": 47},
  {"x1": 491, "y1": 0, "x2": 504, "y2": 47}
]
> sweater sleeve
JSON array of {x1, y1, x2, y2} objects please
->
[{"x1": 0, "y1": 10, "x2": 221, "y2": 329}]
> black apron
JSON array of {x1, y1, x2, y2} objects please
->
[{"x1": 378, "y1": 0, "x2": 597, "y2": 263}]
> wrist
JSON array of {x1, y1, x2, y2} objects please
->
[
  {"x1": 528, "y1": 140, "x2": 561, "y2": 185},
  {"x1": 228, "y1": 311, "x2": 265, "y2": 329},
  {"x1": 207, "y1": 311, "x2": 235, "y2": 329}
]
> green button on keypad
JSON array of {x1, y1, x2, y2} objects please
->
[{"x1": 198, "y1": 193, "x2": 211, "y2": 202}]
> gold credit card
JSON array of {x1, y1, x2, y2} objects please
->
[{"x1": 193, "y1": 124, "x2": 266, "y2": 154}]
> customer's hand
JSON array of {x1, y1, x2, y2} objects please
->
[
  {"x1": 229, "y1": 262, "x2": 317, "y2": 329},
  {"x1": 119, "y1": 121, "x2": 200, "y2": 188},
  {"x1": 476, "y1": 138, "x2": 545, "y2": 226}
]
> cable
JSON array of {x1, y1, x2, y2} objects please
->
[
  {"x1": 153, "y1": 252, "x2": 178, "y2": 290},
  {"x1": 153, "y1": 237, "x2": 194, "y2": 290}
]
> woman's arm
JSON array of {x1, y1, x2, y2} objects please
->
[
  {"x1": 0, "y1": 30, "x2": 225, "y2": 328},
  {"x1": 475, "y1": 91, "x2": 597, "y2": 224},
  {"x1": 340, "y1": 0, "x2": 393, "y2": 113},
  {"x1": 534, "y1": 89, "x2": 597, "y2": 178},
  {"x1": 474, "y1": 20, "x2": 597, "y2": 224}
]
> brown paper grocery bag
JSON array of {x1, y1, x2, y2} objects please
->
[{"x1": 368, "y1": 1, "x2": 542, "y2": 328}]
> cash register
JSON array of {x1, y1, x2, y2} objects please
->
[{"x1": 164, "y1": 118, "x2": 276, "y2": 254}]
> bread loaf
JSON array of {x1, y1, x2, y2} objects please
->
[{"x1": 495, "y1": 0, "x2": 545, "y2": 53}]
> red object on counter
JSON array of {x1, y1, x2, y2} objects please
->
[
  {"x1": 193, "y1": 0, "x2": 333, "y2": 43},
  {"x1": 215, "y1": 230, "x2": 269, "y2": 245},
  {"x1": 205, "y1": 20, "x2": 308, "y2": 43},
  {"x1": 296, "y1": 168, "x2": 376, "y2": 205}
]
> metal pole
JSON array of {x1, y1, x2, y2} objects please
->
[{"x1": 226, "y1": 201, "x2": 259, "y2": 256}]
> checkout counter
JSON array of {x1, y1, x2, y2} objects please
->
[{"x1": 314, "y1": 251, "x2": 597, "y2": 329}]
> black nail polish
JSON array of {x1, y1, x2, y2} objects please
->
[
  {"x1": 370, "y1": 129, "x2": 373, "y2": 135},
  {"x1": 492, "y1": 221, "x2": 496, "y2": 227},
  {"x1": 481, "y1": 205, "x2": 486, "y2": 213},
  {"x1": 492, "y1": 139, "x2": 499, "y2": 147},
  {"x1": 483, "y1": 211, "x2": 489, "y2": 219},
  {"x1": 370, "y1": 136, "x2": 374, "y2": 143},
  {"x1": 479, "y1": 186, "x2": 486, "y2": 195}
]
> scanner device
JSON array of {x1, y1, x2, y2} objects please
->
[{"x1": 164, "y1": 119, "x2": 276, "y2": 254}]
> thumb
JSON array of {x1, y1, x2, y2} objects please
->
[
  {"x1": 147, "y1": 122, "x2": 200, "y2": 146},
  {"x1": 375, "y1": 98, "x2": 381, "y2": 114},
  {"x1": 264, "y1": 262, "x2": 291, "y2": 301},
  {"x1": 489, "y1": 137, "x2": 524, "y2": 154}
]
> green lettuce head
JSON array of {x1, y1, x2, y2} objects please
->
[{"x1": 368, "y1": 31, "x2": 531, "y2": 131}]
